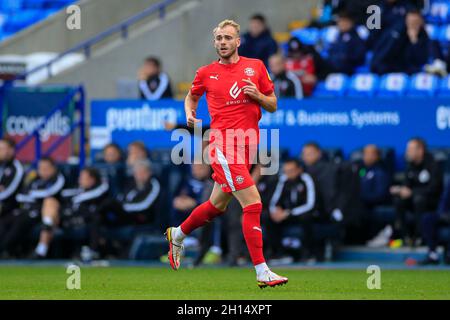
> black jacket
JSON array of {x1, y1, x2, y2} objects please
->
[
  {"x1": 60, "y1": 182, "x2": 110, "y2": 228},
  {"x1": 119, "y1": 177, "x2": 161, "y2": 224},
  {"x1": 139, "y1": 72, "x2": 173, "y2": 100},
  {"x1": 0, "y1": 159, "x2": 24, "y2": 215},
  {"x1": 239, "y1": 29, "x2": 278, "y2": 67},
  {"x1": 16, "y1": 172, "x2": 65, "y2": 217},
  {"x1": 327, "y1": 27, "x2": 366, "y2": 75},
  {"x1": 305, "y1": 159, "x2": 340, "y2": 217},
  {"x1": 404, "y1": 153, "x2": 443, "y2": 211},
  {"x1": 269, "y1": 172, "x2": 318, "y2": 220},
  {"x1": 272, "y1": 70, "x2": 303, "y2": 99}
]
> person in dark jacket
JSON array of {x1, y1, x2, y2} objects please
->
[
  {"x1": 0, "y1": 157, "x2": 65, "y2": 258},
  {"x1": 268, "y1": 54, "x2": 303, "y2": 99},
  {"x1": 325, "y1": 11, "x2": 366, "y2": 75},
  {"x1": 94, "y1": 160, "x2": 161, "y2": 257},
  {"x1": 268, "y1": 159, "x2": 318, "y2": 261},
  {"x1": 390, "y1": 138, "x2": 444, "y2": 247},
  {"x1": 53, "y1": 167, "x2": 109, "y2": 259},
  {"x1": 0, "y1": 138, "x2": 24, "y2": 220},
  {"x1": 301, "y1": 142, "x2": 341, "y2": 222},
  {"x1": 138, "y1": 56, "x2": 173, "y2": 100},
  {"x1": 359, "y1": 144, "x2": 391, "y2": 209},
  {"x1": 371, "y1": 9, "x2": 442, "y2": 74},
  {"x1": 238, "y1": 14, "x2": 278, "y2": 67}
]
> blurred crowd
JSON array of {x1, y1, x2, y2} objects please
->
[
  {"x1": 138, "y1": 1, "x2": 448, "y2": 99},
  {"x1": 1, "y1": 136, "x2": 449, "y2": 265}
]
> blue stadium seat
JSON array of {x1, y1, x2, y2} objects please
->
[
  {"x1": 407, "y1": 73, "x2": 438, "y2": 97},
  {"x1": 313, "y1": 73, "x2": 349, "y2": 97},
  {"x1": 426, "y1": 24, "x2": 440, "y2": 40},
  {"x1": 427, "y1": 0, "x2": 450, "y2": 24},
  {"x1": 320, "y1": 26, "x2": 338, "y2": 47},
  {"x1": 356, "y1": 25, "x2": 369, "y2": 41},
  {"x1": 0, "y1": 0, "x2": 24, "y2": 12},
  {"x1": 439, "y1": 24, "x2": 450, "y2": 43},
  {"x1": 347, "y1": 73, "x2": 379, "y2": 97},
  {"x1": 437, "y1": 75, "x2": 450, "y2": 97},
  {"x1": 377, "y1": 73, "x2": 409, "y2": 97},
  {"x1": 2, "y1": 10, "x2": 41, "y2": 33},
  {"x1": 291, "y1": 27, "x2": 320, "y2": 45}
]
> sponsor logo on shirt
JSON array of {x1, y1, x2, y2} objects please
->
[{"x1": 229, "y1": 81, "x2": 242, "y2": 99}]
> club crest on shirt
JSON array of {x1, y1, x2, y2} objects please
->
[
  {"x1": 244, "y1": 67, "x2": 255, "y2": 76},
  {"x1": 235, "y1": 175, "x2": 244, "y2": 184}
]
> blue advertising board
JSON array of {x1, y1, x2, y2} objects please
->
[{"x1": 90, "y1": 97, "x2": 450, "y2": 166}]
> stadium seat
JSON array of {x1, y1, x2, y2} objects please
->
[
  {"x1": 427, "y1": 0, "x2": 450, "y2": 24},
  {"x1": 320, "y1": 25, "x2": 338, "y2": 47},
  {"x1": 322, "y1": 148, "x2": 344, "y2": 164},
  {"x1": 356, "y1": 25, "x2": 369, "y2": 41},
  {"x1": 347, "y1": 73, "x2": 379, "y2": 97},
  {"x1": 0, "y1": 0, "x2": 24, "y2": 12},
  {"x1": 407, "y1": 73, "x2": 438, "y2": 97},
  {"x1": 426, "y1": 24, "x2": 440, "y2": 40},
  {"x1": 291, "y1": 27, "x2": 320, "y2": 45},
  {"x1": 377, "y1": 73, "x2": 409, "y2": 97},
  {"x1": 437, "y1": 75, "x2": 450, "y2": 97},
  {"x1": 313, "y1": 73, "x2": 349, "y2": 97}
]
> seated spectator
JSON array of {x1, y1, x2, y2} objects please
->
[
  {"x1": 93, "y1": 160, "x2": 161, "y2": 257},
  {"x1": 367, "y1": 0, "x2": 414, "y2": 50},
  {"x1": 390, "y1": 138, "x2": 444, "y2": 247},
  {"x1": 0, "y1": 138, "x2": 24, "y2": 223},
  {"x1": 371, "y1": 9, "x2": 442, "y2": 74},
  {"x1": 138, "y1": 56, "x2": 173, "y2": 100},
  {"x1": 268, "y1": 159, "x2": 318, "y2": 261},
  {"x1": 94, "y1": 143, "x2": 126, "y2": 197},
  {"x1": 126, "y1": 141, "x2": 149, "y2": 176},
  {"x1": 101, "y1": 143, "x2": 124, "y2": 164},
  {"x1": 238, "y1": 14, "x2": 278, "y2": 67},
  {"x1": 48, "y1": 167, "x2": 109, "y2": 260},
  {"x1": 420, "y1": 176, "x2": 450, "y2": 265},
  {"x1": 268, "y1": 54, "x2": 303, "y2": 99},
  {"x1": 0, "y1": 157, "x2": 65, "y2": 258},
  {"x1": 325, "y1": 11, "x2": 366, "y2": 75},
  {"x1": 285, "y1": 37, "x2": 317, "y2": 96},
  {"x1": 301, "y1": 142, "x2": 341, "y2": 223},
  {"x1": 359, "y1": 144, "x2": 391, "y2": 209}
]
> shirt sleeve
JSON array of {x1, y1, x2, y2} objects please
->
[
  {"x1": 190, "y1": 67, "x2": 206, "y2": 96},
  {"x1": 258, "y1": 61, "x2": 274, "y2": 95}
]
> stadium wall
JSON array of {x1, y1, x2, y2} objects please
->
[
  {"x1": 0, "y1": 0, "x2": 168, "y2": 55},
  {"x1": 44, "y1": 0, "x2": 318, "y2": 99}
]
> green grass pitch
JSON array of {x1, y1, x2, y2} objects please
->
[{"x1": 0, "y1": 266, "x2": 449, "y2": 300}]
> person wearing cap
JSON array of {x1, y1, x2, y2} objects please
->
[{"x1": 285, "y1": 37, "x2": 317, "y2": 96}]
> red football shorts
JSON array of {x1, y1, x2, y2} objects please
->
[{"x1": 209, "y1": 144, "x2": 256, "y2": 193}]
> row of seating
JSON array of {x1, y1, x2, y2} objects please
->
[
  {"x1": 0, "y1": 0, "x2": 74, "y2": 41},
  {"x1": 291, "y1": 23, "x2": 450, "y2": 47},
  {"x1": 314, "y1": 72, "x2": 450, "y2": 97},
  {"x1": 0, "y1": 0, "x2": 73, "y2": 12}
]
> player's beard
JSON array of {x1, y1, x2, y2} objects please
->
[{"x1": 216, "y1": 46, "x2": 237, "y2": 59}]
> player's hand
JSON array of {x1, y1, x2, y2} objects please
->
[
  {"x1": 186, "y1": 110, "x2": 201, "y2": 128},
  {"x1": 242, "y1": 78, "x2": 261, "y2": 102},
  {"x1": 138, "y1": 67, "x2": 148, "y2": 80}
]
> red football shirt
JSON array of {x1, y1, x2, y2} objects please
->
[{"x1": 190, "y1": 56, "x2": 274, "y2": 146}]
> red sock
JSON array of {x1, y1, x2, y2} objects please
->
[
  {"x1": 180, "y1": 200, "x2": 224, "y2": 235},
  {"x1": 242, "y1": 202, "x2": 265, "y2": 266}
]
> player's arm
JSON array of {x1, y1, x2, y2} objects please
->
[
  {"x1": 184, "y1": 91, "x2": 202, "y2": 127},
  {"x1": 242, "y1": 79, "x2": 277, "y2": 113}
]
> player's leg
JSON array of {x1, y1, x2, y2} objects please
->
[
  {"x1": 233, "y1": 185, "x2": 288, "y2": 288},
  {"x1": 34, "y1": 197, "x2": 60, "y2": 258},
  {"x1": 166, "y1": 182, "x2": 232, "y2": 270}
]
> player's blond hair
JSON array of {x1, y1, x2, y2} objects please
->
[{"x1": 213, "y1": 19, "x2": 240, "y2": 36}]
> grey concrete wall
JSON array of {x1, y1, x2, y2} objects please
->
[
  {"x1": 0, "y1": 0, "x2": 170, "y2": 55},
  {"x1": 46, "y1": 0, "x2": 319, "y2": 100}
]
